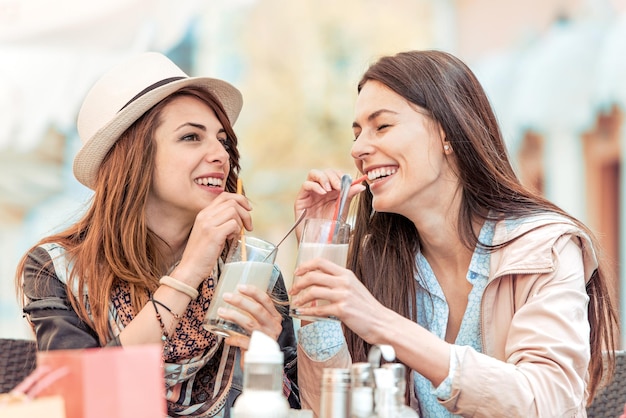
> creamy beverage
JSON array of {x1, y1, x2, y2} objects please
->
[
  {"x1": 296, "y1": 242, "x2": 349, "y2": 268},
  {"x1": 291, "y1": 242, "x2": 349, "y2": 318},
  {"x1": 289, "y1": 218, "x2": 351, "y2": 322},
  {"x1": 204, "y1": 261, "x2": 275, "y2": 337}
]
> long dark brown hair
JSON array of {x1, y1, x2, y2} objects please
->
[
  {"x1": 15, "y1": 86, "x2": 241, "y2": 344},
  {"x1": 345, "y1": 50, "x2": 619, "y2": 404}
]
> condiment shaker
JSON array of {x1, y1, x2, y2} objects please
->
[
  {"x1": 232, "y1": 331, "x2": 290, "y2": 418},
  {"x1": 320, "y1": 368, "x2": 351, "y2": 418},
  {"x1": 350, "y1": 362, "x2": 375, "y2": 418}
]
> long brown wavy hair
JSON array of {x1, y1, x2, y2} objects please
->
[
  {"x1": 345, "y1": 50, "x2": 619, "y2": 404},
  {"x1": 15, "y1": 86, "x2": 241, "y2": 345}
]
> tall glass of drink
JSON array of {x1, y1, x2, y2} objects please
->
[
  {"x1": 290, "y1": 218, "x2": 350, "y2": 321},
  {"x1": 203, "y1": 236, "x2": 278, "y2": 337}
]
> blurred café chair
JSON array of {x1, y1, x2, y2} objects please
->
[
  {"x1": 586, "y1": 350, "x2": 626, "y2": 418},
  {"x1": 0, "y1": 338, "x2": 37, "y2": 393}
]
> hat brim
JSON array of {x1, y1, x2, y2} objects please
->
[{"x1": 73, "y1": 76, "x2": 243, "y2": 189}]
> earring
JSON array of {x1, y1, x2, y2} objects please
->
[{"x1": 444, "y1": 144, "x2": 451, "y2": 152}]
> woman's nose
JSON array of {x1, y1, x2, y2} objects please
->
[
  {"x1": 205, "y1": 138, "x2": 230, "y2": 163},
  {"x1": 351, "y1": 135, "x2": 372, "y2": 160}
]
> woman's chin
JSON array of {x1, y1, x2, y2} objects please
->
[{"x1": 371, "y1": 198, "x2": 390, "y2": 214}]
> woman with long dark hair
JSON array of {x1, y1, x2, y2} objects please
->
[{"x1": 291, "y1": 50, "x2": 618, "y2": 417}]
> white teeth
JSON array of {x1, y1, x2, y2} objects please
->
[
  {"x1": 194, "y1": 177, "x2": 223, "y2": 187},
  {"x1": 367, "y1": 167, "x2": 397, "y2": 181}
]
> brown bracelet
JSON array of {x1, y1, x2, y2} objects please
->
[{"x1": 150, "y1": 296, "x2": 182, "y2": 357}]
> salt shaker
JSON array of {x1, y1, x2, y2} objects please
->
[
  {"x1": 320, "y1": 368, "x2": 351, "y2": 418},
  {"x1": 377, "y1": 363, "x2": 419, "y2": 418},
  {"x1": 349, "y1": 362, "x2": 375, "y2": 418}
]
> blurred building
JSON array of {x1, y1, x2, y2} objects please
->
[{"x1": 463, "y1": 0, "x2": 625, "y2": 345}]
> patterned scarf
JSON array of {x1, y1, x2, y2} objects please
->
[{"x1": 110, "y1": 276, "x2": 236, "y2": 417}]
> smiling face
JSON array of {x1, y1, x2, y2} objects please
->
[
  {"x1": 351, "y1": 80, "x2": 457, "y2": 219},
  {"x1": 146, "y1": 94, "x2": 231, "y2": 225}
]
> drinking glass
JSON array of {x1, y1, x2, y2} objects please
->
[
  {"x1": 203, "y1": 236, "x2": 278, "y2": 337},
  {"x1": 290, "y1": 218, "x2": 351, "y2": 321}
]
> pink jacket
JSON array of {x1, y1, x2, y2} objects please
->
[{"x1": 298, "y1": 215, "x2": 596, "y2": 417}]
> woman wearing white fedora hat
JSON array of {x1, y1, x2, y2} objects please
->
[{"x1": 15, "y1": 52, "x2": 300, "y2": 416}]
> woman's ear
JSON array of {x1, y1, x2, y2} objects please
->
[{"x1": 437, "y1": 124, "x2": 452, "y2": 154}]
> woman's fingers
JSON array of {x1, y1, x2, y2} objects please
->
[
  {"x1": 289, "y1": 258, "x2": 380, "y2": 328},
  {"x1": 290, "y1": 274, "x2": 341, "y2": 309},
  {"x1": 294, "y1": 169, "x2": 347, "y2": 221},
  {"x1": 218, "y1": 285, "x2": 282, "y2": 340},
  {"x1": 291, "y1": 258, "x2": 346, "y2": 291},
  {"x1": 306, "y1": 168, "x2": 344, "y2": 192},
  {"x1": 290, "y1": 259, "x2": 346, "y2": 307},
  {"x1": 195, "y1": 193, "x2": 253, "y2": 236},
  {"x1": 174, "y1": 193, "x2": 254, "y2": 284},
  {"x1": 224, "y1": 334, "x2": 250, "y2": 351}
]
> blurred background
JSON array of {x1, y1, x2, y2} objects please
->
[{"x1": 1, "y1": 0, "x2": 624, "y2": 345}]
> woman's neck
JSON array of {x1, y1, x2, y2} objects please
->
[
  {"x1": 408, "y1": 190, "x2": 474, "y2": 280},
  {"x1": 416, "y1": 210, "x2": 486, "y2": 285},
  {"x1": 147, "y1": 217, "x2": 191, "y2": 266}
]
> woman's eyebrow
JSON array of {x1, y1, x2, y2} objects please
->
[
  {"x1": 353, "y1": 109, "x2": 398, "y2": 129},
  {"x1": 175, "y1": 122, "x2": 206, "y2": 131}
]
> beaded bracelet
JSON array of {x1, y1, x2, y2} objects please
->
[
  {"x1": 151, "y1": 298, "x2": 181, "y2": 322},
  {"x1": 159, "y1": 275, "x2": 199, "y2": 300},
  {"x1": 150, "y1": 297, "x2": 181, "y2": 355}
]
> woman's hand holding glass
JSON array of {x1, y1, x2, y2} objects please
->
[
  {"x1": 216, "y1": 283, "x2": 283, "y2": 349},
  {"x1": 289, "y1": 168, "x2": 368, "y2": 312},
  {"x1": 165, "y1": 190, "x2": 284, "y2": 351},
  {"x1": 289, "y1": 257, "x2": 389, "y2": 340}
]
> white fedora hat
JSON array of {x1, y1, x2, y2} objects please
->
[{"x1": 73, "y1": 52, "x2": 243, "y2": 189}]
